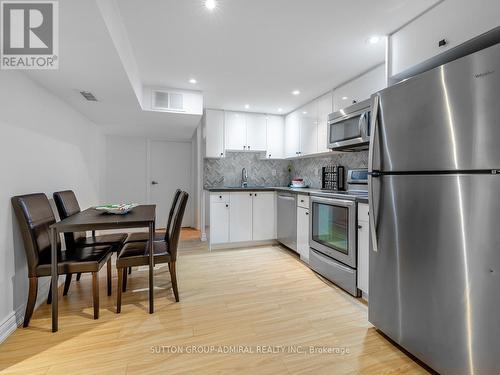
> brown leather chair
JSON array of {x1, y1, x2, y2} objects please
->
[
  {"x1": 53, "y1": 190, "x2": 127, "y2": 288},
  {"x1": 115, "y1": 192, "x2": 188, "y2": 312},
  {"x1": 11, "y1": 193, "x2": 113, "y2": 326},
  {"x1": 124, "y1": 189, "x2": 182, "y2": 243}
]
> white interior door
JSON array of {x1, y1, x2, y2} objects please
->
[{"x1": 149, "y1": 140, "x2": 193, "y2": 228}]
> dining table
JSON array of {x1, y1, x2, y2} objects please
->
[{"x1": 49, "y1": 204, "x2": 156, "y2": 332}]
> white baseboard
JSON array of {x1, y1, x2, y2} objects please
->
[{"x1": 0, "y1": 277, "x2": 61, "y2": 344}]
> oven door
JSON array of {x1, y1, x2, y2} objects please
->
[
  {"x1": 309, "y1": 196, "x2": 357, "y2": 268},
  {"x1": 327, "y1": 110, "x2": 370, "y2": 150}
]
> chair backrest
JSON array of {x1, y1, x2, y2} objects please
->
[
  {"x1": 164, "y1": 189, "x2": 182, "y2": 242},
  {"x1": 53, "y1": 190, "x2": 86, "y2": 248},
  {"x1": 167, "y1": 191, "x2": 189, "y2": 261},
  {"x1": 11, "y1": 193, "x2": 60, "y2": 277}
]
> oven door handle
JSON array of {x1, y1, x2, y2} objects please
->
[{"x1": 310, "y1": 197, "x2": 355, "y2": 208}]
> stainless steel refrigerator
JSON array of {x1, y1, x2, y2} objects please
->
[{"x1": 368, "y1": 42, "x2": 500, "y2": 375}]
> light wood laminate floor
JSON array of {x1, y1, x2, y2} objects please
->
[{"x1": 0, "y1": 229, "x2": 428, "y2": 374}]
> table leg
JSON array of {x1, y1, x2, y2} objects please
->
[
  {"x1": 149, "y1": 222, "x2": 154, "y2": 314},
  {"x1": 50, "y1": 227, "x2": 58, "y2": 332}
]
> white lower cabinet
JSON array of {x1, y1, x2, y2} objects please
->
[
  {"x1": 229, "y1": 192, "x2": 253, "y2": 242},
  {"x1": 297, "y1": 206, "x2": 310, "y2": 263},
  {"x1": 252, "y1": 192, "x2": 276, "y2": 241},
  {"x1": 357, "y1": 203, "x2": 369, "y2": 297},
  {"x1": 210, "y1": 201, "x2": 230, "y2": 244},
  {"x1": 210, "y1": 191, "x2": 276, "y2": 246}
]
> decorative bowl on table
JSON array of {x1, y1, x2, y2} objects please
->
[{"x1": 94, "y1": 203, "x2": 138, "y2": 215}]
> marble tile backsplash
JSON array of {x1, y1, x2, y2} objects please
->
[
  {"x1": 204, "y1": 152, "x2": 289, "y2": 188},
  {"x1": 203, "y1": 151, "x2": 369, "y2": 189},
  {"x1": 291, "y1": 151, "x2": 369, "y2": 188}
]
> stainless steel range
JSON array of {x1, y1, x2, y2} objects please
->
[{"x1": 309, "y1": 169, "x2": 368, "y2": 296}]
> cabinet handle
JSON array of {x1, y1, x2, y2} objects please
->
[
  {"x1": 438, "y1": 39, "x2": 447, "y2": 47},
  {"x1": 220, "y1": 152, "x2": 224, "y2": 156},
  {"x1": 300, "y1": 199, "x2": 304, "y2": 203},
  {"x1": 248, "y1": 145, "x2": 251, "y2": 149},
  {"x1": 254, "y1": 193, "x2": 257, "y2": 197},
  {"x1": 226, "y1": 204, "x2": 229, "y2": 208},
  {"x1": 305, "y1": 212, "x2": 309, "y2": 216},
  {"x1": 249, "y1": 193, "x2": 252, "y2": 196},
  {"x1": 358, "y1": 225, "x2": 363, "y2": 229},
  {"x1": 268, "y1": 154, "x2": 271, "y2": 158},
  {"x1": 219, "y1": 195, "x2": 222, "y2": 198},
  {"x1": 243, "y1": 145, "x2": 246, "y2": 149}
]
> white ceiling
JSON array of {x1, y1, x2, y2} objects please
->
[
  {"x1": 117, "y1": 0, "x2": 439, "y2": 114},
  {"x1": 24, "y1": 0, "x2": 440, "y2": 139},
  {"x1": 25, "y1": 0, "x2": 201, "y2": 139}
]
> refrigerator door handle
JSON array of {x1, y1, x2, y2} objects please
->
[{"x1": 369, "y1": 94, "x2": 380, "y2": 252}]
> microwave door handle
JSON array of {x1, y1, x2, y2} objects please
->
[{"x1": 360, "y1": 112, "x2": 369, "y2": 138}]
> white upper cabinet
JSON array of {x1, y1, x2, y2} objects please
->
[
  {"x1": 265, "y1": 115, "x2": 285, "y2": 159},
  {"x1": 224, "y1": 112, "x2": 246, "y2": 151},
  {"x1": 317, "y1": 92, "x2": 332, "y2": 154},
  {"x1": 390, "y1": 0, "x2": 500, "y2": 77},
  {"x1": 333, "y1": 64, "x2": 386, "y2": 111},
  {"x1": 205, "y1": 109, "x2": 225, "y2": 158},
  {"x1": 285, "y1": 111, "x2": 300, "y2": 158},
  {"x1": 299, "y1": 101, "x2": 318, "y2": 156},
  {"x1": 245, "y1": 113, "x2": 267, "y2": 151}
]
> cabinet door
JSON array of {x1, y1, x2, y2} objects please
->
[
  {"x1": 389, "y1": 0, "x2": 500, "y2": 77},
  {"x1": 299, "y1": 101, "x2": 318, "y2": 156},
  {"x1": 252, "y1": 192, "x2": 276, "y2": 241},
  {"x1": 205, "y1": 109, "x2": 225, "y2": 158},
  {"x1": 317, "y1": 93, "x2": 332, "y2": 153},
  {"x1": 210, "y1": 202, "x2": 229, "y2": 244},
  {"x1": 284, "y1": 111, "x2": 300, "y2": 158},
  {"x1": 229, "y1": 192, "x2": 253, "y2": 242},
  {"x1": 245, "y1": 113, "x2": 267, "y2": 151},
  {"x1": 357, "y1": 213, "x2": 369, "y2": 295},
  {"x1": 225, "y1": 112, "x2": 246, "y2": 151},
  {"x1": 297, "y1": 206, "x2": 310, "y2": 262},
  {"x1": 265, "y1": 115, "x2": 285, "y2": 159}
]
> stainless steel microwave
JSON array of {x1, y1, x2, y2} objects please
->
[{"x1": 327, "y1": 99, "x2": 371, "y2": 151}]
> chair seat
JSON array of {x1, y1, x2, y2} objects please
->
[
  {"x1": 125, "y1": 231, "x2": 165, "y2": 243},
  {"x1": 37, "y1": 245, "x2": 112, "y2": 276},
  {"x1": 116, "y1": 241, "x2": 170, "y2": 269},
  {"x1": 76, "y1": 233, "x2": 127, "y2": 250}
]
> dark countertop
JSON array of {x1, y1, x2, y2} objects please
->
[{"x1": 205, "y1": 186, "x2": 369, "y2": 203}]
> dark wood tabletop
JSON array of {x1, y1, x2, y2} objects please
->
[
  {"x1": 49, "y1": 204, "x2": 156, "y2": 332},
  {"x1": 50, "y1": 205, "x2": 156, "y2": 232}
]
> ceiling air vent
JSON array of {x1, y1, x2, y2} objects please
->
[
  {"x1": 80, "y1": 91, "x2": 98, "y2": 101},
  {"x1": 152, "y1": 90, "x2": 184, "y2": 111}
]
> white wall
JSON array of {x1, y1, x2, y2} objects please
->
[{"x1": 0, "y1": 71, "x2": 104, "y2": 341}]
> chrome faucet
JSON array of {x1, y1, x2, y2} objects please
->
[{"x1": 241, "y1": 168, "x2": 248, "y2": 188}]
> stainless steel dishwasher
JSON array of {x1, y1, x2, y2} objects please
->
[{"x1": 277, "y1": 192, "x2": 297, "y2": 252}]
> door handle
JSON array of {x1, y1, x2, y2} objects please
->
[
  {"x1": 368, "y1": 94, "x2": 380, "y2": 252},
  {"x1": 151, "y1": 181, "x2": 159, "y2": 185}
]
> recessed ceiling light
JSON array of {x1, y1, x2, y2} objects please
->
[
  {"x1": 205, "y1": 0, "x2": 217, "y2": 10},
  {"x1": 245, "y1": 104, "x2": 250, "y2": 109},
  {"x1": 368, "y1": 35, "x2": 381, "y2": 44},
  {"x1": 292, "y1": 90, "x2": 300, "y2": 96},
  {"x1": 277, "y1": 108, "x2": 283, "y2": 112},
  {"x1": 189, "y1": 78, "x2": 197, "y2": 84},
  {"x1": 302, "y1": 111, "x2": 307, "y2": 115},
  {"x1": 342, "y1": 96, "x2": 348, "y2": 100}
]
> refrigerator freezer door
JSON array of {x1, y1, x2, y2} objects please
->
[
  {"x1": 369, "y1": 173, "x2": 500, "y2": 375},
  {"x1": 372, "y1": 42, "x2": 500, "y2": 172}
]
